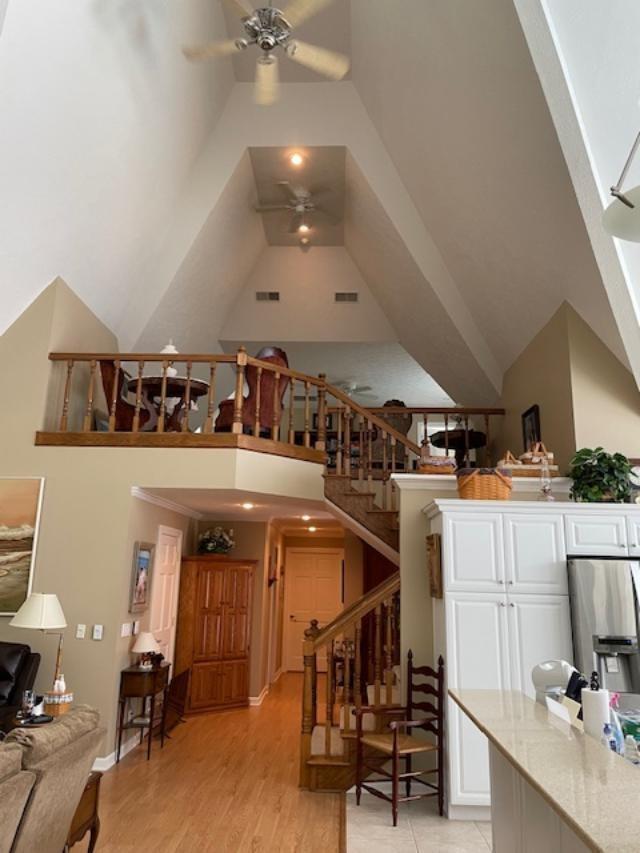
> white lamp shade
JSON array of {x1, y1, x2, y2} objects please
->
[
  {"x1": 10, "y1": 593, "x2": 67, "y2": 630},
  {"x1": 131, "y1": 632, "x2": 160, "y2": 654},
  {"x1": 603, "y1": 186, "x2": 640, "y2": 242}
]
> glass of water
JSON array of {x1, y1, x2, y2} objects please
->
[{"x1": 21, "y1": 690, "x2": 35, "y2": 718}]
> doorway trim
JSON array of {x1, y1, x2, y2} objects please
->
[{"x1": 148, "y1": 524, "x2": 183, "y2": 665}]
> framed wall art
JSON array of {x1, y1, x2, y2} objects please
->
[
  {"x1": 0, "y1": 477, "x2": 44, "y2": 616},
  {"x1": 129, "y1": 541, "x2": 155, "y2": 614},
  {"x1": 521, "y1": 405, "x2": 541, "y2": 453}
]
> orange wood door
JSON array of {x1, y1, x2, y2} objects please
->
[
  {"x1": 193, "y1": 565, "x2": 225, "y2": 661},
  {"x1": 190, "y1": 662, "x2": 225, "y2": 709},
  {"x1": 223, "y1": 660, "x2": 249, "y2": 705},
  {"x1": 222, "y1": 564, "x2": 253, "y2": 661}
]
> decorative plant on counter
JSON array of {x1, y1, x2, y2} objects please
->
[
  {"x1": 569, "y1": 447, "x2": 632, "y2": 503},
  {"x1": 197, "y1": 526, "x2": 235, "y2": 554}
]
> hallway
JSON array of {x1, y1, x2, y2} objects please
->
[{"x1": 78, "y1": 674, "x2": 343, "y2": 852}]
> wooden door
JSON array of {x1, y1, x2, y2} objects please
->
[
  {"x1": 504, "y1": 513, "x2": 567, "y2": 595},
  {"x1": 443, "y1": 512, "x2": 505, "y2": 592},
  {"x1": 222, "y1": 563, "x2": 252, "y2": 660},
  {"x1": 284, "y1": 549, "x2": 343, "y2": 672},
  {"x1": 149, "y1": 526, "x2": 183, "y2": 663},
  {"x1": 194, "y1": 565, "x2": 225, "y2": 661},
  {"x1": 190, "y1": 662, "x2": 225, "y2": 710}
]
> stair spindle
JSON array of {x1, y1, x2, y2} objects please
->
[
  {"x1": 181, "y1": 361, "x2": 193, "y2": 433},
  {"x1": 325, "y1": 641, "x2": 334, "y2": 757},
  {"x1": 253, "y1": 367, "x2": 263, "y2": 437},
  {"x1": 385, "y1": 600, "x2": 393, "y2": 706},
  {"x1": 271, "y1": 371, "x2": 281, "y2": 440},
  {"x1": 288, "y1": 380, "x2": 295, "y2": 445},
  {"x1": 336, "y1": 407, "x2": 343, "y2": 476},
  {"x1": 464, "y1": 415, "x2": 470, "y2": 466},
  {"x1": 367, "y1": 419, "x2": 373, "y2": 490},
  {"x1": 444, "y1": 413, "x2": 449, "y2": 456},
  {"x1": 156, "y1": 360, "x2": 168, "y2": 433},
  {"x1": 303, "y1": 381, "x2": 311, "y2": 448},
  {"x1": 316, "y1": 375, "x2": 327, "y2": 451},
  {"x1": 204, "y1": 362, "x2": 217, "y2": 434},
  {"x1": 382, "y1": 430, "x2": 388, "y2": 510},
  {"x1": 484, "y1": 413, "x2": 491, "y2": 466},
  {"x1": 59, "y1": 359, "x2": 74, "y2": 432},
  {"x1": 108, "y1": 358, "x2": 120, "y2": 432},
  {"x1": 232, "y1": 347, "x2": 247, "y2": 435},
  {"x1": 344, "y1": 406, "x2": 351, "y2": 478},
  {"x1": 374, "y1": 605, "x2": 382, "y2": 708},
  {"x1": 343, "y1": 638, "x2": 352, "y2": 734},
  {"x1": 358, "y1": 415, "x2": 364, "y2": 482},
  {"x1": 132, "y1": 361, "x2": 144, "y2": 433},
  {"x1": 82, "y1": 360, "x2": 97, "y2": 432},
  {"x1": 354, "y1": 624, "x2": 362, "y2": 714}
]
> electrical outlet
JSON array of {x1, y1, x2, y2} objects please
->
[
  {"x1": 92, "y1": 624, "x2": 104, "y2": 641},
  {"x1": 76, "y1": 624, "x2": 86, "y2": 640},
  {"x1": 121, "y1": 622, "x2": 131, "y2": 638}
]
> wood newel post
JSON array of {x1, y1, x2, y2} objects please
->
[
  {"x1": 82, "y1": 359, "x2": 97, "y2": 432},
  {"x1": 253, "y1": 367, "x2": 263, "y2": 438},
  {"x1": 156, "y1": 360, "x2": 168, "y2": 433},
  {"x1": 132, "y1": 361, "x2": 144, "y2": 433},
  {"x1": 315, "y1": 375, "x2": 327, "y2": 451},
  {"x1": 59, "y1": 359, "x2": 74, "y2": 432},
  {"x1": 300, "y1": 618, "x2": 320, "y2": 789},
  {"x1": 108, "y1": 359, "x2": 120, "y2": 432},
  {"x1": 232, "y1": 346, "x2": 247, "y2": 435},
  {"x1": 271, "y1": 371, "x2": 280, "y2": 440}
]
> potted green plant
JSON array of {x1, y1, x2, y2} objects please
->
[{"x1": 569, "y1": 447, "x2": 632, "y2": 503}]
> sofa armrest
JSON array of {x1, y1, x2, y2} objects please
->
[{"x1": 10, "y1": 653, "x2": 41, "y2": 706}]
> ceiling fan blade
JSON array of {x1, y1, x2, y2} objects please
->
[
  {"x1": 255, "y1": 54, "x2": 279, "y2": 106},
  {"x1": 281, "y1": 0, "x2": 334, "y2": 28},
  {"x1": 222, "y1": 0, "x2": 255, "y2": 20},
  {"x1": 183, "y1": 40, "x2": 240, "y2": 61},
  {"x1": 254, "y1": 204, "x2": 291, "y2": 212},
  {"x1": 285, "y1": 39, "x2": 349, "y2": 80},
  {"x1": 289, "y1": 213, "x2": 304, "y2": 233},
  {"x1": 277, "y1": 181, "x2": 305, "y2": 203}
]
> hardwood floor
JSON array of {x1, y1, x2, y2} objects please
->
[{"x1": 76, "y1": 674, "x2": 343, "y2": 853}]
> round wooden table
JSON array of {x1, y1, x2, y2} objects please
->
[{"x1": 126, "y1": 376, "x2": 210, "y2": 432}]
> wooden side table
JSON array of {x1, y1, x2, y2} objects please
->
[
  {"x1": 67, "y1": 770, "x2": 102, "y2": 851},
  {"x1": 116, "y1": 663, "x2": 170, "y2": 762}
]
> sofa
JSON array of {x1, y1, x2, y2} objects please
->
[
  {"x1": 0, "y1": 705, "x2": 104, "y2": 853},
  {"x1": 0, "y1": 641, "x2": 40, "y2": 732}
]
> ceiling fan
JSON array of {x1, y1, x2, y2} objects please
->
[
  {"x1": 330, "y1": 379, "x2": 377, "y2": 401},
  {"x1": 183, "y1": 0, "x2": 350, "y2": 105},
  {"x1": 255, "y1": 181, "x2": 338, "y2": 233}
]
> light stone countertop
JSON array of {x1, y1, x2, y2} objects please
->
[{"x1": 449, "y1": 689, "x2": 640, "y2": 853}]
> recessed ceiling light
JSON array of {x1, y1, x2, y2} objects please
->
[
  {"x1": 301, "y1": 514, "x2": 311, "y2": 522},
  {"x1": 290, "y1": 152, "x2": 304, "y2": 166},
  {"x1": 308, "y1": 526, "x2": 317, "y2": 532},
  {"x1": 241, "y1": 502, "x2": 254, "y2": 510},
  {"x1": 300, "y1": 237, "x2": 310, "y2": 246},
  {"x1": 298, "y1": 223, "x2": 310, "y2": 234}
]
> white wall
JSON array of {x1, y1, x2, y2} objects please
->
[{"x1": 0, "y1": 0, "x2": 233, "y2": 338}]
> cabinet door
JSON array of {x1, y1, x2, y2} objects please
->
[
  {"x1": 627, "y1": 516, "x2": 640, "y2": 556},
  {"x1": 189, "y1": 662, "x2": 224, "y2": 710},
  {"x1": 507, "y1": 595, "x2": 573, "y2": 700},
  {"x1": 504, "y1": 514, "x2": 567, "y2": 594},
  {"x1": 444, "y1": 513, "x2": 505, "y2": 592},
  {"x1": 564, "y1": 514, "x2": 627, "y2": 556},
  {"x1": 194, "y1": 566, "x2": 225, "y2": 661},
  {"x1": 223, "y1": 660, "x2": 249, "y2": 706},
  {"x1": 446, "y1": 593, "x2": 510, "y2": 806},
  {"x1": 222, "y1": 565, "x2": 253, "y2": 660}
]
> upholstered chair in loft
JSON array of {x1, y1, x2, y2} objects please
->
[
  {"x1": 215, "y1": 347, "x2": 291, "y2": 436},
  {"x1": 98, "y1": 360, "x2": 156, "y2": 432}
]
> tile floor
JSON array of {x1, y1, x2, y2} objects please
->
[{"x1": 347, "y1": 791, "x2": 492, "y2": 852}]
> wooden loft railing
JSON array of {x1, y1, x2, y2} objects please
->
[{"x1": 299, "y1": 571, "x2": 401, "y2": 790}]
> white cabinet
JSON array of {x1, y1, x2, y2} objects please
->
[
  {"x1": 444, "y1": 512, "x2": 505, "y2": 592},
  {"x1": 446, "y1": 593, "x2": 510, "y2": 806},
  {"x1": 507, "y1": 595, "x2": 573, "y2": 699},
  {"x1": 564, "y1": 513, "x2": 627, "y2": 555},
  {"x1": 504, "y1": 514, "x2": 567, "y2": 594},
  {"x1": 627, "y1": 515, "x2": 640, "y2": 556}
]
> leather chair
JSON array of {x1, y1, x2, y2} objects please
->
[
  {"x1": 215, "y1": 347, "x2": 290, "y2": 435},
  {"x1": 0, "y1": 641, "x2": 40, "y2": 732}
]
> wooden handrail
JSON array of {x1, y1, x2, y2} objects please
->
[
  {"x1": 310, "y1": 571, "x2": 400, "y2": 651},
  {"x1": 48, "y1": 352, "x2": 238, "y2": 363},
  {"x1": 367, "y1": 406, "x2": 506, "y2": 416}
]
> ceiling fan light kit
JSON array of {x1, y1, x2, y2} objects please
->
[
  {"x1": 603, "y1": 129, "x2": 640, "y2": 242},
  {"x1": 183, "y1": 0, "x2": 350, "y2": 105}
]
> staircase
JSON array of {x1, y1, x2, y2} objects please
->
[{"x1": 299, "y1": 571, "x2": 401, "y2": 792}]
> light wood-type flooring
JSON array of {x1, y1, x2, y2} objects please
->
[{"x1": 75, "y1": 674, "x2": 343, "y2": 853}]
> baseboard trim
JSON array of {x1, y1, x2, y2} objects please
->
[
  {"x1": 272, "y1": 668, "x2": 283, "y2": 684},
  {"x1": 249, "y1": 685, "x2": 269, "y2": 706},
  {"x1": 93, "y1": 733, "x2": 139, "y2": 772},
  {"x1": 447, "y1": 804, "x2": 491, "y2": 822}
]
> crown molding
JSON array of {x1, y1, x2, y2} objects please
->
[{"x1": 130, "y1": 487, "x2": 203, "y2": 520}]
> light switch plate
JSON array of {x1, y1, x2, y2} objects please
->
[
  {"x1": 120, "y1": 622, "x2": 131, "y2": 638},
  {"x1": 92, "y1": 624, "x2": 104, "y2": 641},
  {"x1": 76, "y1": 624, "x2": 86, "y2": 640}
]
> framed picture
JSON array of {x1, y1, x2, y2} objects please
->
[
  {"x1": 312, "y1": 412, "x2": 334, "y2": 432},
  {"x1": 129, "y1": 541, "x2": 155, "y2": 614},
  {"x1": 0, "y1": 478, "x2": 44, "y2": 616},
  {"x1": 521, "y1": 405, "x2": 541, "y2": 453},
  {"x1": 426, "y1": 534, "x2": 442, "y2": 599}
]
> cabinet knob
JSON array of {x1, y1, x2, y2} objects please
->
[
  {"x1": 499, "y1": 602, "x2": 506, "y2": 607},
  {"x1": 509, "y1": 602, "x2": 515, "y2": 608}
]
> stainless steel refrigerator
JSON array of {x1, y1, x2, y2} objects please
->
[{"x1": 568, "y1": 556, "x2": 640, "y2": 694}]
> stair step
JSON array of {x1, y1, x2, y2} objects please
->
[
  {"x1": 311, "y1": 725, "x2": 345, "y2": 757},
  {"x1": 306, "y1": 756, "x2": 351, "y2": 767}
]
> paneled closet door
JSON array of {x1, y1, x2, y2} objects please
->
[
  {"x1": 194, "y1": 565, "x2": 225, "y2": 661},
  {"x1": 222, "y1": 564, "x2": 253, "y2": 660},
  {"x1": 446, "y1": 593, "x2": 510, "y2": 807},
  {"x1": 504, "y1": 513, "x2": 567, "y2": 594},
  {"x1": 443, "y1": 513, "x2": 505, "y2": 592}
]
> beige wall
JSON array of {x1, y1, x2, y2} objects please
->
[
  {"x1": 0, "y1": 280, "x2": 326, "y2": 756},
  {"x1": 398, "y1": 490, "x2": 431, "y2": 674}
]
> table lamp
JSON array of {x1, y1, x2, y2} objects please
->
[{"x1": 131, "y1": 632, "x2": 161, "y2": 669}]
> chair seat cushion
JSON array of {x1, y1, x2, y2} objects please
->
[
  {"x1": 0, "y1": 643, "x2": 29, "y2": 702},
  {"x1": 361, "y1": 733, "x2": 436, "y2": 755}
]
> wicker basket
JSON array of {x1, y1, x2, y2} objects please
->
[
  {"x1": 43, "y1": 690, "x2": 74, "y2": 717},
  {"x1": 417, "y1": 443, "x2": 457, "y2": 475},
  {"x1": 456, "y1": 468, "x2": 512, "y2": 500},
  {"x1": 497, "y1": 450, "x2": 522, "y2": 468},
  {"x1": 520, "y1": 442, "x2": 554, "y2": 465}
]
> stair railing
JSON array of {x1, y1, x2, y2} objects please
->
[{"x1": 299, "y1": 571, "x2": 401, "y2": 786}]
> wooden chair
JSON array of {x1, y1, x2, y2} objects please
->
[
  {"x1": 98, "y1": 360, "x2": 156, "y2": 432},
  {"x1": 355, "y1": 651, "x2": 445, "y2": 826},
  {"x1": 215, "y1": 346, "x2": 290, "y2": 435}
]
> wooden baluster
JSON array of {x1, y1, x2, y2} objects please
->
[
  {"x1": 82, "y1": 360, "x2": 97, "y2": 432},
  {"x1": 107, "y1": 358, "x2": 120, "y2": 432},
  {"x1": 344, "y1": 406, "x2": 351, "y2": 479},
  {"x1": 390, "y1": 437, "x2": 397, "y2": 510},
  {"x1": 444, "y1": 413, "x2": 449, "y2": 458},
  {"x1": 464, "y1": 415, "x2": 470, "y2": 466},
  {"x1": 484, "y1": 413, "x2": 491, "y2": 466},
  {"x1": 385, "y1": 600, "x2": 393, "y2": 705},
  {"x1": 343, "y1": 638, "x2": 352, "y2": 734},
  {"x1": 336, "y1": 407, "x2": 343, "y2": 476},
  {"x1": 423, "y1": 413, "x2": 429, "y2": 453},
  {"x1": 181, "y1": 361, "x2": 192, "y2": 433},
  {"x1": 374, "y1": 605, "x2": 382, "y2": 708},
  {"x1": 253, "y1": 366, "x2": 263, "y2": 438},
  {"x1": 300, "y1": 619, "x2": 320, "y2": 787},
  {"x1": 232, "y1": 346, "x2": 247, "y2": 434},
  {"x1": 156, "y1": 360, "x2": 168, "y2": 433},
  {"x1": 367, "y1": 419, "x2": 373, "y2": 490},
  {"x1": 325, "y1": 641, "x2": 334, "y2": 757},
  {"x1": 316, "y1": 375, "x2": 327, "y2": 451},
  {"x1": 59, "y1": 360, "x2": 74, "y2": 432},
  {"x1": 288, "y1": 380, "x2": 295, "y2": 445},
  {"x1": 303, "y1": 381, "x2": 311, "y2": 447},
  {"x1": 358, "y1": 415, "x2": 364, "y2": 483},
  {"x1": 382, "y1": 430, "x2": 388, "y2": 510},
  {"x1": 132, "y1": 361, "x2": 144, "y2": 433},
  {"x1": 204, "y1": 362, "x2": 217, "y2": 434},
  {"x1": 354, "y1": 624, "x2": 362, "y2": 714},
  {"x1": 271, "y1": 371, "x2": 281, "y2": 441}
]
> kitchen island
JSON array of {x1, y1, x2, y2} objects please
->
[{"x1": 450, "y1": 688, "x2": 640, "y2": 853}]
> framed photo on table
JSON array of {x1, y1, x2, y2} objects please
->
[
  {"x1": 129, "y1": 541, "x2": 155, "y2": 613},
  {"x1": 521, "y1": 405, "x2": 541, "y2": 452}
]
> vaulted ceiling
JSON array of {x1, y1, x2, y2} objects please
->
[{"x1": 2, "y1": 0, "x2": 637, "y2": 406}]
